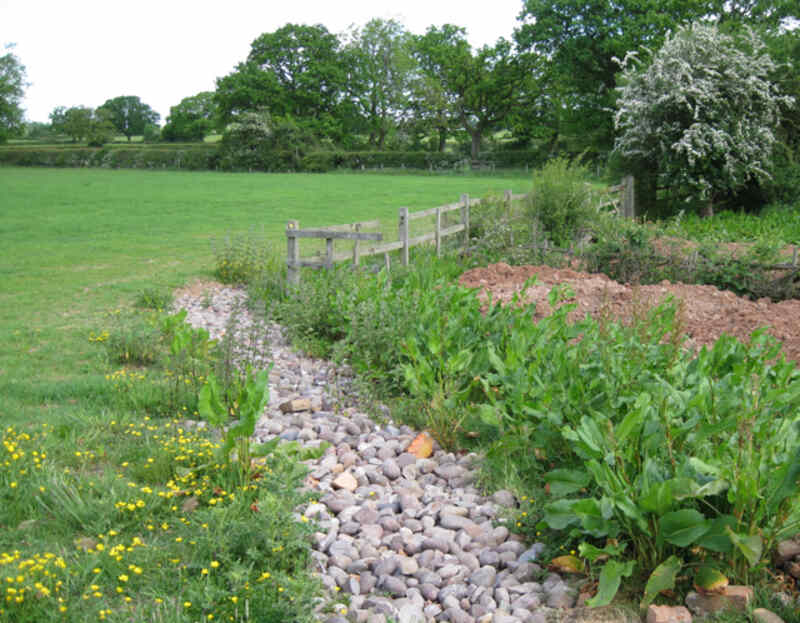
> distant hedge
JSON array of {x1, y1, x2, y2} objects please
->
[{"x1": 0, "y1": 146, "x2": 545, "y2": 172}]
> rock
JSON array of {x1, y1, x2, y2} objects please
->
[
  {"x1": 378, "y1": 574, "x2": 407, "y2": 597},
  {"x1": 752, "y1": 609, "x2": 786, "y2": 623},
  {"x1": 685, "y1": 586, "x2": 753, "y2": 616},
  {"x1": 279, "y1": 397, "x2": 311, "y2": 413},
  {"x1": 397, "y1": 601, "x2": 425, "y2": 623},
  {"x1": 444, "y1": 607, "x2": 474, "y2": 623},
  {"x1": 440, "y1": 513, "x2": 478, "y2": 531},
  {"x1": 518, "y1": 543, "x2": 546, "y2": 563},
  {"x1": 322, "y1": 492, "x2": 356, "y2": 514},
  {"x1": 492, "y1": 490, "x2": 517, "y2": 507},
  {"x1": 382, "y1": 459, "x2": 401, "y2": 480},
  {"x1": 647, "y1": 605, "x2": 693, "y2": 623},
  {"x1": 399, "y1": 556, "x2": 419, "y2": 575},
  {"x1": 775, "y1": 539, "x2": 800, "y2": 564},
  {"x1": 545, "y1": 583, "x2": 576, "y2": 609},
  {"x1": 332, "y1": 471, "x2": 358, "y2": 492},
  {"x1": 469, "y1": 566, "x2": 497, "y2": 588}
]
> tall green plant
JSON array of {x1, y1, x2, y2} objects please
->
[{"x1": 526, "y1": 157, "x2": 598, "y2": 246}]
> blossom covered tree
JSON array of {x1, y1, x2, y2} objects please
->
[{"x1": 613, "y1": 23, "x2": 794, "y2": 216}]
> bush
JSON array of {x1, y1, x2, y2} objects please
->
[{"x1": 525, "y1": 157, "x2": 598, "y2": 246}]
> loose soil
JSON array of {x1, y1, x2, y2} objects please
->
[{"x1": 458, "y1": 262, "x2": 800, "y2": 364}]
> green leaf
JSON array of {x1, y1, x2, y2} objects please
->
[
  {"x1": 725, "y1": 527, "x2": 763, "y2": 566},
  {"x1": 764, "y1": 443, "x2": 800, "y2": 516},
  {"x1": 573, "y1": 498, "x2": 619, "y2": 538},
  {"x1": 659, "y1": 509, "x2": 710, "y2": 547},
  {"x1": 198, "y1": 374, "x2": 226, "y2": 428},
  {"x1": 543, "y1": 499, "x2": 580, "y2": 530},
  {"x1": 696, "y1": 515, "x2": 736, "y2": 553},
  {"x1": 587, "y1": 559, "x2": 635, "y2": 607},
  {"x1": 544, "y1": 469, "x2": 591, "y2": 497},
  {"x1": 615, "y1": 392, "x2": 650, "y2": 443},
  {"x1": 640, "y1": 555, "x2": 682, "y2": 610},
  {"x1": 694, "y1": 566, "x2": 729, "y2": 593},
  {"x1": 640, "y1": 481, "x2": 675, "y2": 515},
  {"x1": 578, "y1": 541, "x2": 626, "y2": 563}
]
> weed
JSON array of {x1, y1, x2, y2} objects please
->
[{"x1": 134, "y1": 287, "x2": 173, "y2": 311}]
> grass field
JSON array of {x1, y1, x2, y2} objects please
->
[
  {"x1": 0, "y1": 166, "x2": 531, "y2": 621},
  {"x1": 1, "y1": 166, "x2": 528, "y2": 425}
]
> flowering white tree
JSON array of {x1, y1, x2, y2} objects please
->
[{"x1": 614, "y1": 23, "x2": 793, "y2": 216}]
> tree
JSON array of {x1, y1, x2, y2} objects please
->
[
  {"x1": 97, "y1": 95, "x2": 160, "y2": 141},
  {"x1": 412, "y1": 26, "x2": 529, "y2": 160},
  {"x1": 514, "y1": 0, "x2": 797, "y2": 157},
  {"x1": 614, "y1": 23, "x2": 793, "y2": 217},
  {"x1": 50, "y1": 105, "x2": 93, "y2": 142},
  {"x1": 0, "y1": 44, "x2": 27, "y2": 143},
  {"x1": 162, "y1": 92, "x2": 216, "y2": 142},
  {"x1": 342, "y1": 18, "x2": 414, "y2": 149},
  {"x1": 215, "y1": 24, "x2": 346, "y2": 140}
]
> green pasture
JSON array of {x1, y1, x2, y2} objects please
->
[{"x1": 0, "y1": 166, "x2": 528, "y2": 426}]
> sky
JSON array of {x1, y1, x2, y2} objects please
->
[{"x1": 2, "y1": 0, "x2": 525, "y2": 124}]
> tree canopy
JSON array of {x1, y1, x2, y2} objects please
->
[
  {"x1": 215, "y1": 24, "x2": 346, "y2": 140},
  {"x1": 162, "y1": 92, "x2": 216, "y2": 142},
  {"x1": 614, "y1": 22, "x2": 793, "y2": 216},
  {"x1": 0, "y1": 44, "x2": 27, "y2": 143},
  {"x1": 97, "y1": 96, "x2": 160, "y2": 141},
  {"x1": 413, "y1": 26, "x2": 529, "y2": 159}
]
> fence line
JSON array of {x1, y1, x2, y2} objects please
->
[{"x1": 285, "y1": 178, "x2": 634, "y2": 286}]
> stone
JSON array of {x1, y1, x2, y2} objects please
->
[
  {"x1": 322, "y1": 492, "x2": 356, "y2": 514},
  {"x1": 492, "y1": 490, "x2": 516, "y2": 507},
  {"x1": 332, "y1": 471, "x2": 358, "y2": 492},
  {"x1": 440, "y1": 513, "x2": 478, "y2": 532},
  {"x1": 399, "y1": 556, "x2": 419, "y2": 575},
  {"x1": 776, "y1": 539, "x2": 800, "y2": 564},
  {"x1": 752, "y1": 609, "x2": 786, "y2": 623},
  {"x1": 518, "y1": 543, "x2": 546, "y2": 563},
  {"x1": 685, "y1": 586, "x2": 753, "y2": 616},
  {"x1": 469, "y1": 566, "x2": 497, "y2": 588},
  {"x1": 383, "y1": 459, "x2": 401, "y2": 480},
  {"x1": 397, "y1": 602, "x2": 425, "y2": 623},
  {"x1": 444, "y1": 607, "x2": 474, "y2": 623},
  {"x1": 279, "y1": 397, "x2": 311, "y2": 413},
  {"x1": 647, "y1": 605, "x2": 693, "y2": 623},
  {"x1": 378, "y1": 574, "x2": 407, "y2": 597}
]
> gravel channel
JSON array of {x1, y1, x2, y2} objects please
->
[{"x1": 174, "y1": 283, "x2": 584, "y2": 623}]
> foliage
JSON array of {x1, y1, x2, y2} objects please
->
[
  {"x1": 342, "y1": 18, "x2": 414, "y2": 149},
  {"x1": 0, "y1": 44, "x2": 27, "y2": 143},
  {"x1": 97, "y1": 96, "x2": 160, "y2": 142},
  {"x1": 49, "y1": 106, "x2": 93, "y2": 143},
  {"x1": 267, "y1": 221, "x2": 800, "y2": 606},
  {"x1": 412, "y1": 26, "x2": 530, "y2": 159},
  {"x1": 514, "y1": 0, "x2": 797, "y2": 157},
  {"x1": 162, "y1": 91, "x2": 216, "y2": 142},
  {"x1": 215, "y1": 23, "x2": 346, "y2": 141},
  {"x1": 614, "y1": 23, "x2": 794, "y2": 216},
  {"x1": 525, "y1": 157, "x2": 598, "y2": 246}
]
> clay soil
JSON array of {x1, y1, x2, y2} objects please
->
[{"x1": 458, "y1": 262, "x2": 800, "y2": 364}]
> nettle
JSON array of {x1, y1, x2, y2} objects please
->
[{"x1": 614, "y1": 22, "x2": 794, "y2": 214}]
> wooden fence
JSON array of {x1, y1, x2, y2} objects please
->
[{"x1": 285, "y1": 179, "x2": 634, "y2": 286}]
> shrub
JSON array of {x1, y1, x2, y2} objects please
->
[{"x1": 525, "y1": 157, "x2": 598, "y2": 246}]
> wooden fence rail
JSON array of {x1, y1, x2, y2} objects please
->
[{"x1": 285, "y1": 178, "x2": 634, "y2": 286}]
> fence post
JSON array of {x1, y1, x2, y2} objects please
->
[
  {"x1": 286, "y1": 220, "x2": 300, "y2": 287},
  {"x1": 352, "y1": 223, "x2": 361, "y2": 267},
  {"x1": 460, "y1": 194, "x2": 470, "y2": 252},
  {"x1": 325, "y1": 237, "x2": 334, "y2": 270},
  {"x1": 399, "y1": 206, "x2": 409, "y2": 266},
  {"x1": 504, "y1": 189, "x2": 513, "y2": 246},
  {"x1": 435, "y1": 207, "x2": 442, "y2": 257},
  {"x1": 622, "y1": 175, "x2": 635, "y2": 219}
]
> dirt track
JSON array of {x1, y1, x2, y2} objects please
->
[{"x1": 458, "y1": 262, "x2": 800, "y2": 364}]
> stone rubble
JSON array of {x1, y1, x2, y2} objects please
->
[{"x1": 173, "y1": 283, "x2": 585, "y2": 623}]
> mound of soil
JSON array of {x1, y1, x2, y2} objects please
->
[{"x1": 458, "y1": 262, "x2": 800, "y2": 364}]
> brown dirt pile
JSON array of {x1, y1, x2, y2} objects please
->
[{"x1": 458, "y1": 262, "x2": 800, "y2": 364}]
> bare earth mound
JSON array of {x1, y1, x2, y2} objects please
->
[{"x1": 458, "y1": 262, "x2": 800, "y2": 364}]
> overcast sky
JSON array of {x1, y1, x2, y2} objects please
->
[{"x1": 2, "y1": 0, "x2": 524, "y2": 124}]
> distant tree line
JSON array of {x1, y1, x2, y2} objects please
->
[{"x1": 3, "y1": 1, "x2": 799, "y2": 214}]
